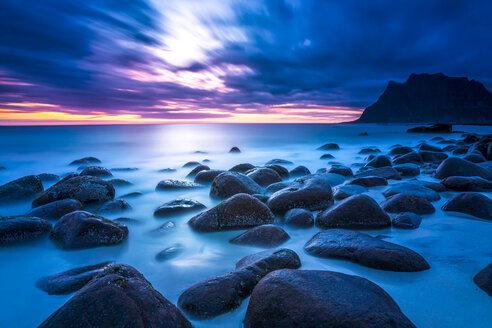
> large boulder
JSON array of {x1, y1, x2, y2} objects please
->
[
  {"x1": 316, "y1": 195, "x2": 390, "y2": 229},
  {"x1": 434, "y1": 157, "x2": 492, "y2": 179},
  {"x1": 188, "y1": 193, "x2": 274, "y2": 232},
  {"x1": 474, "y1": 263, "x2": 492, "y2": 297},
  {"x1": 407, "y1": 124, "x2": 452, "y2": 133},
  {"x1": 333, "y1": 184, "x2": 367, "y2": 200},
  {"x1": 39, "y1": 264, "x2": 191, "y2": 328},
  {"x1": 194, "y1": 170, "x2": 225, "y2": 183},
  {"x1": 51, "y1": 211, "x2": 128, "y2": 249},
  {"x1": 178, "y1": 249, "x2": 301, "y2": 320},
  {"x1": 32, "y1": 175, "x2": 115, "y2": 208},
  {"x1": 210, "y1": 172, "x2": 262, "y2": 198},
  {"x1": 366, "y1": 155, "x2": 392, "y2": 168},
  {"x1": 381, "y1": 194, "x2": 435, "y2": 215},
  {"x1": 383, "y1": 182, "x2": 440, "y2": 201},
  {"x1": 154, "y1": 199, "x2": 206, "y2": 218},
  {"x1": 441, "y1": 193, "x2": 492, "y2": 220},
  {"x1": 441, "y1": 176, "x2": 492, "y2": 191},
  {"x1": 289, "y1": 166, "x2": 311, "y2": 177},
  {"x1": 283, "y1": 208, "x2": 314, "y2": 228},
  {"x1": 230, "y1": 224, "x2": 290, "y2": 247},
  {"x1": 244, "y1": 269, "x2": 416, "y2": 328},
  {"x1": 0, "y1": 175, "x2": 44, "y2": 204},
  {"x1": 27, "y1": 199, "x2": 83, "y2": 220},
  {"x1": 247, "y1": 168, "x2": 282, "y2": 187},
  {"x1": 80, "y1": 166, "x2": 113, "y2": 178},
  {"x1": 305, "y1": 229, "x2": 429, "y2": 272},
  {"x1": 394, "y1": 163, "x2": 420, "y2": 177},
  {"x1": 392, "y1": 152, "x2": 423, "y2": 165},
  {"x1": 0, "y1": 216, "x2": 52, "y2": 245},
  {"x1": 267, "y1": 176, "x2": 333, "y2": 214}
]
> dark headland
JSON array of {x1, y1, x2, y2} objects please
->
[{"x1": 356, "y1": 73, "x2": 492, "y2": 124}]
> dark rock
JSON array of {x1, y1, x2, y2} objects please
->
[
  {"x1": 36, "y1": 262, "x2": 113, "y2": 295},
  {"x1": 120, "y1": 191, "x2": 143, "y2": 198},
  {"x1": 442, "y1": 192, "x2": 492, "y2": 220},
  {"x1": 464, "y1": 152, "x2": 486, "y2": 163},
  {"x1": 418, "y1": 143, "x2": 442, "y2": 152},
  {"x1": 32, "y1": 175, "x2": 114, "y2": 207},
  {"x1": 154, "y1": 199, "x2": 206, "y2": 218},
  {"x1": 434, "y1": 157, "x2": 492, "y2": 179},
  {"x1": 252, "y1": 194, "x2": 269, "y2": 203},
  {"x1": 283, "y1": 208, "x2": 314, "y2": 228},
  {"x1": 158, "y1": 168, "x2": 176, "y2": 173},
  {"x1": 98, "y1": 199, "x2": 132, "y2": 214},
  {"x1": 0, "y1": 216, "x2": 52, "y2": 245},
  {"x1": 320, "y1": 153, "x2": 335, "y2": 159},
  {"x1": 383, "y1": 182, "x2": 440, "y2": 201},
  {"x1": 392, "y1": 151, "x2": 423, "y2": 165},
  {"x1": 110, "y1": 167, "x2": 138, "y2": 172},
  {"x1": 265, "y1": 159, "x2": 294, "y2": 165},
  {"x1": 188, "y1": 193, "x2": 274, "y2": 232},
  {"x1": 359, "y1": 132, "x2": 369, "y2": 136},
  {"x1": 210, "y1": 171, "x2": 262, "y2": 198},
  {"x1": 394, "y1": 163, "x2": 420, "y2": 177},
  {"x1": 194, "y1": 169, "x2": 225, "y2": 183},
  {"x1": 441, "y1": 176, "x2": 492, "y2": 191},
  {"x1": 289, "y1": 165, "x2": 310, "y2": 177},
  {"x1": 452, "y1": 147, "x2": 469, "y2": 155},
  {"x1": 356, "y1": 167, "x2": 401, "y2": 180},
  {"x1": 27, "y1": 199, "x2": 84, "y2": 220},
  {"x1": 229, "y1": 146, "x2": 241, "y2": 153},
  {"x1": 178, "y1": 249, "x2": 301, "y2": 320},
  {"x1": 333, "y1": 184, "x2": 367, "y2": 200},
  {"x1": 247, "y1": 168, "x2": 282, "y2": 187},
  {"x1": 317, "y1": 143, "x2": 340, "y2": 150},
  {"x1": 305, "y1": 229, "x2": 429, "y2": 271},
  {"x1": 0, "y1": 175, "x2": 44, "y2": 204},
  {"x1": 38, "y1": 173, "x2": 60, "y2": 182},
  {"x1": 265, "y1": 164, "x2": 289, "y2": 178},
  {"x1": 155, "y1": 179, "x2": 201, "y2": 191},
  {"x1": 182, "y1": 161, "x2": 200, "y2": 168},
  {"x1": 229, "y1": 163, "x2": 255, "y2": 173},
  {"x1": 408, "y1": 123, "x2": 453, "y2": 133},
  {"x1": 69, "y1": 157, "x2": 101, "y2": 165},
  {"x1": 108, "y1": 178, "x2": 132, "y2": 187},
  {"x1": 51, "y1": 211, "x2": 128, "y2": 249},
  {"x1": 316, "y1": 195, "x2": 390, "y2": 229},
  {"x1": 474, "y1": 263, "x2": 492, "y2": 297},
  {"x1": 389, "y1": 146, "x2": 414, "y2": 156},
  {"x1": 265, "y1": 181, "x2": 292, "y2": 194},
  {"x1": 267, "y1": 176, "x2": 333, "y2": 214},
  {"x1": 114, "y1": 217, "x2": 141, "y2": 225},
  {"x1": 186, "y1": 164, "x2": 209, "y2": 178},
  {"x1": 392, "y1": 212, "x2": 422, "y2": 229},
  {"x1": 148, "y1": 221, "x2": 176, "y2": 237},
  {"x1": 244, "y1": 269, "x2": 416, "y2": 328},
  {"x1": 39, "y1": 264, "x2": 192, "y2": 328},
  {"x1": 328, "y1": 165, "x2": 353, "y2": 177},
  {"x1": 358, "y1": 147, "x2": 380, "y2": 154},
  {"x1": 419, "y1": 151, "x2": 448, "y2": 163},
  {"x1": 365, "y1": 155, "x2": 392, "y2": 168},
  {"x1": 381, "y1": 194, "x2": 435, "y2": 214},
  {"x1": 349, "y1": 176, "x2": 388, "y2": 187},
  {"x1": 230, "y1": 224, "x2": 290, "y2": 247},
  {"x1": 80, "y1": 166, "x2": 113, "y2": 178},
  {"x1": 155, "y1": 244, "x2": 185, "y2": 262},
  {"x1": 364, "y1": 154, "x2": 376, "y2": 162}
]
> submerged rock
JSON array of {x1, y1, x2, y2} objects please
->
[
  {"x1": 210, "y1": 172, "x2": 262, "y2": 198},
  {"x1": 317, "y1": 143, "x2": 340, "y2": 150},
  {"x1": 283, "y1": 208, "x2": 314, "y2": 228},
  {"x1": 155, "y1": 244, "x2": 185, "y2": 262},
  {"x1": 333, "y1": 184, "x2": 367, "y2": 200},
  {"x1": 120, "y1": 191, "x2": 143, "y2": 199},
  {"x1": 349, "y1": 176, "x2": 388, "y2": 187},
  {"x1": 441, "y1": 192, "x2": 492, "y2": 220},
  {"x1": 51, "y1": 211, "x2": 128, "y2": 249},
  {"x1": 39, "y1": 264, "x2": 191, "y2": 328},
  {"x1": 155, "y1": 179, "x2": 201, "y2": 191},
  {"x1": 188, "y1": 193, "x2": 274, "y2": 232},
  {"x1": 265, "y1": 158, "x2": 294, "y2": 165},
  {"x1": 230, "y1": 224, "x2": 290, "y2": 247},
  {"x1": 419, "y1": 151, "x2": 448, "y2": 163},
  {"x1": 27, "y1": 199, "x2": 84, "y2": 220},
  {"x1": 229, "y1": 146, "x2": 241, "y2": 153},
  {"x1": 0, "y1": 216, "x2": 52, "y2": 245},
  {"x1": 356, "y1": 167, "x2": 401, "y2": 180},
  {"x1": 407, "y1": 124, "x2": 452, "y2": 133},
  {"x1": 359, "y1": 147, "x2": 380, "y2": 154},
  {"x1": 69, "y1": 157, "x2": 101, "y2": 165},
  {"x1": 244, "y1": 269, "x2": 416, "y2": 328},
  {"x1": 441, "y1": 176, "x2": 492, "y2": 191},
  {"x1": 381, "y1": 194, "x2": 435, "y2": 215},
  {"x1": 383, "y1": 182, "x2": 440, "y2": 201},
  {"x1": 194, "y1": 169, "x2": 225, "y2": 183},
  {"x1": 108, "y1": 178, "x2": 132, "y2": 187},
  {"x1": 98, "y1": 199, "x2": 132, "y2": 214},
  {"x1": 392, "y1": 212, "x2": 422, "y2": 229},
  {"x1": 434, "y1": 157, "x2": 492, "y2": 179},
  {"x1": 80, "y1": 166, "x2": 113, "y2": 178},
  {"x1": 474, "y1": 263, "x2": 492, "y2": 297},
  {"x1": 247, "y1": 168, "x2": 282, "y2": 187},
  {"x1": 0, "y1": 175, "x2": 44, "y2": 204},
  {"x1": 182, "y1": 161, "x2": 200, "y2": 168},
  {"x1": 305, "y1": 229, "x2": 429, "y2": 272},
  {"x1": 320, "y1": 153, "x2": 335, "y2": 159},
  {"x1": 154, "y1": 199, "x2": 206, "y2": 218}
]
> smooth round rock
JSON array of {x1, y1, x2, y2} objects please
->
[
  {"x1": 0, "y1": 216, "x2": 52, "y2": 245},
  {"x1": 98, "y1": 199, "x2": 132, "y2": 214},
  {"x1": 154, "y1": 199, "x2": 206, "y2": 218},
  {"x1": 366, "y1": 155, "x2": 392, "y2": 168},
  {"x1": 156, "y1": 179, "x2": 201, "y2": 191},
  {"x1": 194, "y1": 170, "x2": 225, "y2": 183},
  {"x1": 210, "y1": 172, "x2": 262, "y2": 198},
  {"x1": 247, "y1": 168, "x2": 282, "y2": 187},
  {"x1": 230, "y1": 224, "x2": 290, "y2": 247},
  {"x1": 434, "y1": 157, "x2": 492, "y2": 179},
  {"x1": 381, "y1": 194, "x2": 435, "y2": 215},
  {"x1": 474, "y1": 263, "x2": 492, "y2": 297},
  {"x1": 333, "y1": 184, "x2": 367, "y2": 200},
  {"x1": 27, "y1": 199, "x2": 84, "y2": 220},
  {"x1": 349, "y1": 176, "x2": 388, "y2": 187},
  {"x1": 283, "y1": 208, "x2": 314, "y2": 228},
  {"x1": 392, "y1": 212, "x2": 422, "y2": 229},
  {"x1": 80, "y1": 166, "x2": 113, "y2": 177},
  {"x1": 442, "y1": 192, "x2": 492, "y2": 220},
  {"x1": 289, "y1": 166, "x2": 311, "y2": 177},
  {"x1": 0, "y1": 175, "x2": 44, "y2": 204}
]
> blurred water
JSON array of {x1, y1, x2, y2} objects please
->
[{"x1": 0, "y1": 123, "x2": 491, "y2": 327}]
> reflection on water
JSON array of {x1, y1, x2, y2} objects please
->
[{"x1": 0, "y1": 123, "x2": 491, "y2": 327}]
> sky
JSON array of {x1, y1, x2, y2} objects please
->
[{"x1": 0, "y1": 0, "x2": 491, "y2": 125}]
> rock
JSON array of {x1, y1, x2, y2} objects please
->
[
  {"x1": 265, "y1": 164, "x2": 289, "y2": 178},
  {"x1": 27, "y1": 199, "x2": 84, "y2": 220},
  {"x1": 32, "y1": 175, "x2": 115, "y2": 207},
  {"x1": 359, "y1": 132, "x2": 369, "y2": 136},
  {"x1": 333, "y1": 184, "x2": 367, "y2": 200},
  {"x1": 247, "y1": 168, "x2": 282, "y2": 187},
  {"x1": 366, "y1": 155, "x2": 392, "y2": 168},
  {"x1": 69, "y1": 157, "x2": 101, "y2": 165},
  {"x1": 464, "y1": 152, "x2": 486, "y2": 163},
  {"x1": 229, "y1": 146, "x2": 241, "y2": 153},
  {"x1": 155, "y1": 244, "x2": 185, "y2": 262},
  {"x1": 148, "y1": 222, "x2": 176, "y2": 237},
  {"x1": 80, "y1": 166, "x2": 112, "y2": 178},
  {"x1": 349, "y1": 176, "x2": 388, "y2": 187},
  {"x1": 265, "y1": 159, "x2": 294, "y2": 165},
  {"x1": 51, "y1": 211, "x2": 128, "y2": 249},
  {"x1": 316, "y1": 172, "x2": 345, "y2": 186},
  {"x1": 178, "y1": 249, "x2": 301, "y2": 320},
  {"x1": 474, "y1": 263, "x2": 492, "y2": 297},
  {"x1": 381, "y1": 194, "x2": 435, "y2": 215},
  {"x1": 188, "y1": 193, "x2": 274, "y2": 232},
  {"x1": 419, "y1": 151, "x2": 448, "y2": 163},
  {"x1": 410, "y1": 180, "x2": 447, "y2": 192},
  {"x1": 320, "y1": 153, "x2": 335, "y2": 159},
  {"x1": 283, "y1": 208, "x2": 314, "y2": 228},
  {"x1": 0, "y1": 175, "x2": 44, "y2": 204},
  {"x1": 154, "y1": 199, "x2": 206, "y2": 218},
  {"x1": 365, "y1": 154, "x2": 376, "y2": 162},
  {"x1": 418, "y1": 143, "x2": 442, "y2": 152},
  {"x1": 265, "y1": 181, "x2": 292, "y2": 194},
  {"x1": 182, "y1": 161, "x2": 200, "y2": 168},
  {"x1": 393, "y1": 151, "x2": 423, "y2": 165},
  {"x1": 317, "y1": 143, "x2": 340, "y2": 150},
  {"x1": 452, "y1": 147, "x2": 469, "y2": 155},
  {"x1": 358, "y1": 147, "x2": 380, "y2": 154},
  {"x1": 109, "y1": 178, "x2": 132, "y2": 187},
  {"x1": 0, "y1": 216, "x2": 52, "y2": 245},
  {"x1": 316, "y1": 195, "x2": 390, "y2": 229},
  {"x1": 407, "y1": 124, "x2": 453, "y2": 133},
  {"x1": 389, "y1": 146, "x2": 414, "y2": 156},
  {"x1": 194, "y1": 169, "x2": 225, "y2": 183},
  {"x1": 244, "y1": 269, "x2": 416, "y2": 328},
  {"x1": 229, "y1": 163, "x2": 255, "y2": 173},
  {"x1": 36, "y1": 262, "x2": 113, "y2": 295},
  {"x1": 441, "y1": 176, "x2": 492, "y2": 191},
  {"x1": 120, "y1": 191, "x2": 143, "y2": 198},
  {"x1": 39, "y1": 264, "x2": 191, "y2": 328},
  {"x1": 186, "y1": 165, "x2": 209, "y2": 178},
  {"x1": 230, "y1": 224, "x2": 290, "y2": 247},
  {"x1": 38, "y1": 173, "x2": 60, "y2": 182},
  {"x1": 111, "y1": 167, "x2": 138, "y2": 172},
  {"x1": 252, "y1": 194, "x2": 269, "y2": 203},
  {"x1": 210, "y1": 172, "x2": 262, "y2": 198},
  {"x1": 392, "y1": 212, "x2": 422, "y2": 229},
  {"x1": 328, "y1": 165, "x2": 353, "y2": 177},
  {"x1": 441, "y1": 192, "x2": 492, "y2": 220},
  {"x1": 356, "y1": 167, "x2": 401, "y2": 180},
  {"x1": 98, "y1": 199, "x2": 132, "y2": 214},
  {"x1": 289, "y1": 165, "x2": 310, "y2": 177},
  {"x1": 383, "y1": 182, "x2": 440, "y2": 201},
  {"x1": 434, "y1": 157, "x2": 492, "y2": 179},
  {"x1": 394, "y1": 163, "x2": 420, "y2": 177},
  {"x1": 305, "y1": 229, "x2": 429, "y2": 271},
  {"x1": 155, "y1": 179, "x2": 202, "y2": 191},
  {"x1": 267, "y1": 176, "x2": 334, "y2": 213},
  {"x1": 158, "y1": 168, "x2": 176, "y2": 173}
]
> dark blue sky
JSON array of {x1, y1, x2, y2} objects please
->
[{"x1": 0, "y1": 0, "x2": 491, "y2": 124}]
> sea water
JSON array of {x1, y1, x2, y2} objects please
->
[{"x1": 0, "y1": 123, "x2": 491, "y2": 327}]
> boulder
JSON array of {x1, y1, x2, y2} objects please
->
[
  {"x1": 38, "y1": 173, "x2": 60, "y2": 182},
  {"x1": 394, "y1": 163, "x2": 420, "y2": 177},
  {"x1": 349, "y1": 176, "x2": 388, "y2": 187},
  {"x1": 39, "y1": 264, "x2": 191, "y2": 328},
  {"x1": 392, "y1": 151, "x2": 423, "y2": 165},
  {"x1": 109, "y1": 178, "x2": 132, "y2": 187},
  {"x1": 392, "y1": 212, "x2": 422, "y2": 229},
  {"x1": 265, "y1": 181, "x2": 292, "y2": 194},
  {"x1": 154, "y1": 199, "x2": 206, "y2": 218},
  {"x1": 389, "y1": 146, "x2": 414, "y2": 156},
  {"x1": 419, "y1": 151, "x2": 448, "y2": 163},
  {"x1": 185, "y1": 165, "x2": 209, "y2": 178},
  {"x1": 210, "y1": 172, "x2": 262, "y2": 198},
  {"x1": 316, "y1": 195, "x2": 390, "y2": 229},
  {"x1": 333, "y1": 184, "x2": 367, "y2": 200},
  {"x1": 328, "y1": 165, "x2": 353, "y2": 177},
  {"x1": 120, "y1": 191, "x2": 143, "y2": 199},
  {"x1": 381, "y1": 194, "x2": 435, "y2": 215},
  {"x1": 356, "y1": 167, "x2": 401, "y2": 180},
  {"x1": 194, "y1": 169, "x2": 225, "y2": 183},
  {"x1": 441, "y1": 192, "x2": 492, "y2": 220},
  {"x1": 441, "y1": 176, "x2": 492, "y2": 191},
  {"x1": 0, "y1": 216, "x2": 52, "y2": 245},
  {"x1": 289, "y1": 165, "x2": 311, "y2": 177},
  {"x1": 418, "y1": 143, "x2": 442, "y2": 152},
  {"x1": 229, "y1": 146, "x2": 241, "y2": 153},
  {"x1": 434, "y1": 157, "x2": 492, "y2": 179},
  {"x1": 32, "y1": 175, "x2": 114, "y2": 207},
  {"x1": 51, "y1": 211, "x2": 128, "y2": 249},
  {"x1": 474, "y1": 263, "x2": 492, "y2": 297},
  {"x1": 247, "y1": 168, "x2": 282, "y2": 187},
  {"x1": 317, "y1": 143, "x2": 340, "y2": 150},
  {"x1": 155, "y1": 179, "x2": 201, "y2": 191},
  {"x1": 366, "y1": 155, "x2": 392, "y2": 168},
  {"x1": 230, "y1": 224, "x2": 290, "y2": 247},
  {"x1": 188, "y1": 193, "x2": 274, "y2": 232},
  {"x1": 283, "y1": 208, "x2": 314, "y2": 228},
  {"x1": 266, "y1": 164, "x2": 289, "y2": 178},
  {"x1": 244, "y1": 269, "x2": 416, "y2": 328},
  {"x1": 69, "y1": 157, "x2": 101, "y2": 165},
  {"x1": 229, "y1": 163, "x2": 255, "y2": 173},
  {"x1": 464, "y1": 152, "x2": 486, "y2": 163},
  {"x1": 358, "y1": 147, "x2": 381, "y2": 154},
  {"x1": 80, "y1": 166, "x2": 112, "y2": 178},
  {"x1": 407, "y1": 124, "x2": 452, "y2": 133},
  {"x1": 0, "y1": 175, "x2": 44, "y2": 204},
  {"x1": 98, "y1": 199, "x2": 132, "y2": 214},
  {"x1": 182, "y1": 161, "x2": 200, "y2": 168},
  {"x1": 155, "y1": 244, "x2": 185, "y2": 262},
  {"x1": 320, "y1": 153, "x2": 335, "y2": 159},
  {"x1": 305, "y1": 229, "x2": 429, "y2": 272},
  {"x1": 383, "y1": 182, "x2": 440, "y2": 201},
  {"x1": 265, "y1": 159, "x2": 293, "y2": 165},
  {"x1": 27, "y1": 199, "x2": 84, "y2": 220}
]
